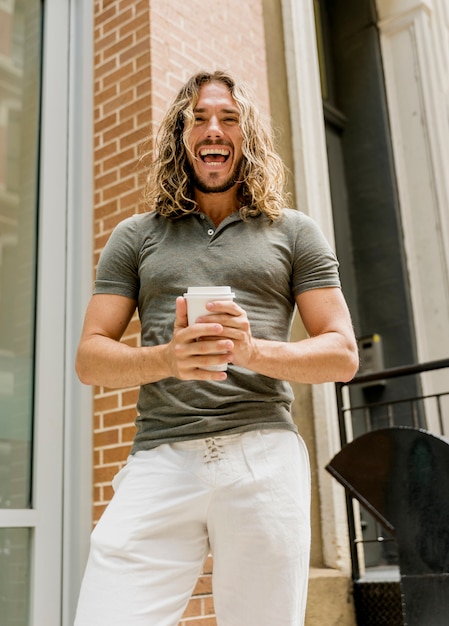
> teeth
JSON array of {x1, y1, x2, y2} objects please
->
[{"x1": 199, "y1": 148, "x2": 230, "y2": 156}]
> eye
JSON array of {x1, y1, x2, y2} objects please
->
[{"x1": 194, "y1": 115, "x2": 205, "y2": 124}]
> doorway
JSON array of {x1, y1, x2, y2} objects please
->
[{"x1": 313, "y1": 0, "x2": 420, "y2": 573}]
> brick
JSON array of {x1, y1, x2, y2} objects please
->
[
  {"x1": 118, "y1": 157, "x2": 140, "y2": 179},
  {"x1": 103, "y1": 8, "x2": 134, "y2": 36},
  {"x1": 119, "y1": 14, "x2": 148, "y2": 38},
  {"x1": 125, "y1": 316, "x2": 141, "y2": 338},
  {"x1": 121, "y1": 388, "x2": 139, "y2": 407},
  {"x1": 95, "y1": 3, "x2": 117, "y2": 27},
  {"x1": 193, "y1": 575, "x2": 213, "y2": 596},
  {"x1": 119, "y1": 39, "x2": 150, "y2": 65},
  {"x1": 121, "y1": 425, "x2": 137, "y2": 443},
  {"x1": 95, "y1": 81, "x2": 118, "y2": 104},
  {"x1": 95, "y1": 57, "x2": 117, "y2": 79},
  {"x1": 119, "y1": 188, "x2": 142, "y2": 210},
  {"x1": 102, "y1": 179, "x2": 135, "y2": 202},
  {"x1": 119, "y1": 95, "x2": 151, "y2": 123},
  {"x1": 119, "y1": 126, "x2": 148, "y2": 150},
  {"x1": 94, "y1": 201, "x2": 119, "y2": 224},
  {"x1": 95, "y1": 29, "x2": 117, "y2": 53},
  {"x1": 94, "y1": 141, "x2": 118, "y2": 162},
  {"x1": 119, "y1": 0, "x2": 137, "y2": 9},
  {"x1": 102, "y1": 206, "x2": 137, "y2": 232},
  {"x1": 203, "y1": 555, "x2": 213, "y2": 574},
  {"x1": 135, "y1": 51, "x2": 151, "y2": 71},
  {"x1": 102, "y1": 34, "x2": 134, "y2": 62},
  {"x1": 92, "y1": 464, "x2": 118, "y2": 484},
  {"x1": 95, "y1": 393, "x2": 119, "y2": 413},
  {"x1": 102, "y1": 444, "x2": 131, "y2": 465},
  {"x1": 102, "y1": 61, "x2": 134, "y2": 90},
  {"x1": 103, "y1": 89, "x2": 135, "y2": 117},
  {"x1": 103, "y1": 147, "x2": 135, "y2": 173},
  {"x1": 135, "y1": 23, "x2": 150, "y2": 42},
  {"x1": 203, "y1": 597, "x2": 215, "y2": 616},
  {"x1": 182, "y1": 598, "x2": 202, "y2": 618},
  {"x1": 93, "y1": 503, "x2": 108, "y2": 522},
  {"x1": 120, "y1": 66, "x2": 150, "y2": 93},
  {"x1": 103, "y1": 118, "x2": 135, "y2": 144},
  {"x1": 134, "y1": 0, "x2": 150, "y2": 14},
  {"x1": 103, "y1": 407, "x2": 138, "y2": 427},
  {"x1": 178, "y1": 618, "x2": 217, "y2": 626},
  {"x1": 101, "y1": 484, "x2": 114, "y2": 502},
  {"x1": 119, "y1": 334, "x2": 140, "y2": 349},
  {"x1": 95, "y1": 111, "x2": 117, "y2": 133},
  {"x1": 94, "y1": 428, "x2": 120, "y2": 447},
  {"x1": 96, "y1": 170, "x2": 118, "y2": 189}
]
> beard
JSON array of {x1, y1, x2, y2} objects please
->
[{"x1": 188, "y1": 157, "x2": 244, "y2": 194}]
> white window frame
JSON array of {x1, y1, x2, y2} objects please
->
[{"x1": 0, "y1": 1, "x2": 93, "y2": 624}]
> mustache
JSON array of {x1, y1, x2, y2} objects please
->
[{"x1": 195, "y1": 139, "x2": 233, "y2": 150}]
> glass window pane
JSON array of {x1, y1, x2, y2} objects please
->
[
  {"x1": 0, "y1": 1, "x2": 42, "y2": 509},
  {"x1": 0, "y1": 527, "x2": 31, "y2": 626}
]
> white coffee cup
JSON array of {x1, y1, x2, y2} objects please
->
[{"x1": 183, "y1": 286, "x2": 235, "y2": 371}]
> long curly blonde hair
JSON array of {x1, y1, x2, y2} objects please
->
[{"x1": 144, "y1": 70, "x2": 289, "y2": 220}]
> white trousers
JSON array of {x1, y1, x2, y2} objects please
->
[{"x1": 74, "y1": 429, "x2": 311, "y2": 626}]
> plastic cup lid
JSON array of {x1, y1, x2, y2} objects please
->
[{"x1": 184, "y1": 286, "x2": 234, "y2": 297}]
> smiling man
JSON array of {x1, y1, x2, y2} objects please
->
[
  {"x1": 187, "y1": 81, "x2": 244, "y2": 199},
  {"x1": 74, "y1": 70, "x2": 359, "y2": 626}
]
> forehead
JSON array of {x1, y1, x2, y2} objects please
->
[{"x1": 194, "y1": 81, "x2": 239, "y2": 113}]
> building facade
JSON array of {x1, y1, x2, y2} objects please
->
[{"x1": 0, "y1": 0, "x2": 448, "y2": 624}]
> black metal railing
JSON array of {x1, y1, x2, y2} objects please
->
[{"x1": 335, "y1": 357, "x2": 449, "y2": 581}]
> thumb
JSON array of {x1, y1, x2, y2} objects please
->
[{"x1": 174, "y1": 296, "x2": 188, "y2": 329}]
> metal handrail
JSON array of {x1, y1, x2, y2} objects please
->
[
  {"x1": 345, "y1": 357, "x2": 449, "y2": 386},
  {"x1": 335, "y1": 357, "x2": 449, "y2": 581}
]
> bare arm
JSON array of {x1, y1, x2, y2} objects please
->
[
  {"x1": 75, "y1": 294, "x2": 235, "y2": 388},
  {"x1": 202, "y1": 287, "x2": 359, "y2": 384}
]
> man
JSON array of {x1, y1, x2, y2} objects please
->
[{"x1": 74, "y1": 70, "x2": 358, "y2": 626}]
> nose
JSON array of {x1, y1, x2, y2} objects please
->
[{"x1": 205, "y1": 115, "x2": 223, "y2": 138}]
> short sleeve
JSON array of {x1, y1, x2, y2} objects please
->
[
  {"x1": 93, "y1": 216, "x2": 140, "y2": 300},
  {"x1": 291, "y1": 213, "x2": 341, "y2": 296}
]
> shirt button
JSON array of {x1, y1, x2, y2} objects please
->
[{"x1": 207, "y1": 228, "x2": 214, "y2": 236}]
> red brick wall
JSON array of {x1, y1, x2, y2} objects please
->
[
  {"x1": 93, "y1": 0, "x2": 150, "y2": 522},
  {"x1": 93, "y1": 1, "x2": 270, "y2": 623}
]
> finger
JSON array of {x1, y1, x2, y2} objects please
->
[
  {"x1": 195, "y1": 314, "x2": 247, "y2": 335},
  {"x1": 174, "y1": 296, "x2": 188, "y2": 330},
  {"x1": 188, "y1": 322, "x2": 226, "y2": 341},
  {"x1": 179, "y1": 367, "x2": 228, "y2": 382},
  {"x1": 190, "y1": 338, "x2": 233, "y2": 355},
  {"x1": 206, "y1": 300, "x2": 243, "y2": 315}
]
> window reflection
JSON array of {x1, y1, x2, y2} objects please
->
[
  {"x1": 0, "y1": 528, "x2": 31, "y2": 625},
  {"x1": 0, "y1": 0, "x2": 41, "y2": 515}
]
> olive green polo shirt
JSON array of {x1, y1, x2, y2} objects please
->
[{"x1": 94, "y1": 208, "x2": 341, "y2": 452}]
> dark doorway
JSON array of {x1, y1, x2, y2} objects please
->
[
  {"x1": 314, "y1": 0, "x2": 418, "y2": 375},
  {"x1": 313, "y1": 0, "x2": 422, "y2": 583}
]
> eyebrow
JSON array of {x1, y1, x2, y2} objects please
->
[{"x1": 193, "y1": 106, "x2": 240, "y2": 115}]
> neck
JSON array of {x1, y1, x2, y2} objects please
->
[{"x1": 194, "y1": 188, "x2": 240, "y2": 227}]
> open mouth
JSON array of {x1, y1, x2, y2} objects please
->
[{"x1": 199, "y1": 147, "x2": 231, "y2": 165}]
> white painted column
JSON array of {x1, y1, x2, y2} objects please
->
[
  {"x1": 376, "y1": 0, "x2": 449, "y2": 361},
  {"x1": 376, "y1": 0, "x2": 449, "y2": 432},
  {"x1": 281, "y1": 0, "x2": 351, "y2": 572}
]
